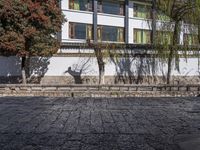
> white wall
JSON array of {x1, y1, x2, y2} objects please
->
[
  {"x1": 44, "y1": 57, "x2": 200, "y2": 77},
  {"x1": 44, "y1": 57, "x2": 98, "y2": 76},
  {"x1": 0, "y1": 56, "x2": 199, "y2": 77},
  {"x1": 97, "y1": 13, "x2": 125, "y2": 27}
]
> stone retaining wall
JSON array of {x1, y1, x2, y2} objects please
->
[
  {"x1": 40, "y1": 76, "x2": 200, "y2": 85},
  {"x1": 0, "y1": 84, "x2": 199, "y2": 97}
]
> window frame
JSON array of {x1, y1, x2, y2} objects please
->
[
  {"x1": 98, "y1": 0, "x2": 125, "y2": 16},
  {"x1": 133, "y1": 3, "x2": 152, "y2": 19},
  {"x1": 97, "y1": 25, "x2": 125, "y2": 42},
  {"x1": 134, "y1": 29, "x2": 152, "y2": 44},
  {"x1": 69, "y1": 22, "x2": 93, "y2": 40},
  {"x1": 69, "y1": 0, "x2": 93, "y2": 12}
]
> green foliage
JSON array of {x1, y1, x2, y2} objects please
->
[{"x1": 154, "y1": 0, "x2": 200, "y2": 83}]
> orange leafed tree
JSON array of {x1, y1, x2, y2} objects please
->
[{"x1": 0, "y1": 0, "x2": 65, "y2": 84}]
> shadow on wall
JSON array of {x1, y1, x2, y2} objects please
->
[
  {"x1": 0, "y1": 56, "x2": 50, "y2": 84},
  {"x1": 109, "y1": 50, "x2": 166, "y2": 84},
  {"x1": 28, "y1": 57, "x2": 50, "y2": 84},
  {"x1": 64, "y1": 57, "x2": 93, "y2": 84},
  {"x1": 0, "y1": 56, "x2": 21, "y2": 84}
]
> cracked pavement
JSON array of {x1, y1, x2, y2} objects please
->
[{"x1": 0, "y1": 97, "x2": 200, "y2": 150}]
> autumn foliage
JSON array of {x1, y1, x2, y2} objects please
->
[{"x1": 0, "y1": 0, "x2": 65, "y2": 56}]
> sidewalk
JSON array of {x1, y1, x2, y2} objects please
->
[
  {"x1": 177, "y1": 134, "x2": 200, "y2": 150},
  {"x1": 0, "y1": 97, "x2": 199, "y2": 149}
]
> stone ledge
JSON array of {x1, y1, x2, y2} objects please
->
[{"x1": 0, "y1": 84, "x2": 199, "y2": 97}]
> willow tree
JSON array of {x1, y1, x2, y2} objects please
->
[
  {"x1": 0, "y1": 0, "x2": 65, "y2": 84},
  {"x1": 155, "y1": 0, "x2": 200, "y2": 84},
  {"x1": 87, "y1": 40, "x2": 112, "y2": 85}
]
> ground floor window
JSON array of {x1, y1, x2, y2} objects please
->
[
  {"x1": 156, "y1": 31, "x2": 172, "y2": 45},
  {"x1": 69, "y1": 23, "x2": 124, "y2": 42},
  {"x1": 69, "y1": 22, "x2": 93, "y2": 40},
  {"x1": 134, "y1": 29, "x2": 151, "y2": 44},
  {"x1": 97, "y1": 25, "x2": 124, "y2": 42},
  {"x1": 184, "y1": 34, "x2": 198, "y2": 46}
]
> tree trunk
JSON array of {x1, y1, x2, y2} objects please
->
[
  {"x1": 166, "y1": 21, "x2": 180, "y2": 84},
  {"x1": 198, "y1": 23, "x2": 200, "y2": 44},
  {"x1": 21, "y1": 56, "x2": 27, "y2": 84},
  {"x1": 94, "y1": 47, "x2": 105, "y2": 85},
  {"x1": 166, "y1": 50, "x2": 173, "y2": 84},
  {"x1": 99, "y1": 63, "x2": 105, "y2": 84}
]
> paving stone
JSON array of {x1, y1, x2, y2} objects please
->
[{"x1": 0, "y1": 97, "x2": 199, "y2": 149}]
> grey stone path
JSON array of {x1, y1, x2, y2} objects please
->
[{"x1": 0, "y1": 97, "x2": 200, "y2": 150}]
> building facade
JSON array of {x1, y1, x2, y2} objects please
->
[
  {"x1": 61, "y1": 0, "x2": 198, "y2": 45},
  {"x1": 0, "y1": 0, "x2": 199, "y2": 84}
]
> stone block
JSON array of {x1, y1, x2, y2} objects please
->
[
  {"x1": 57, "y1": 87, "x2": 71, "y2": 91},
  {"x1": 31, "y1": 87, "x2": 43, "y2": 91},
  {"x1": 72, "y1": 87, "x2": 87, "y2": 91},
  {"x1": 190, "y1": 87, "x2": 198, "y2": 91},
  {"x1": 119, "y1": 87, "x2": 129, "y2": 91},
  {"x1": 138, "y1": 87, "x2": 153, "y2": 91},
  {"x1": 43, "y1": 87, "x2": 57, "y2": 91},
  {"x1": 110, "y1": 87, "x2": 120, "y2": 91},
  {"x1": 128, "y1": 87, "x2": 137, "y2": 91}
]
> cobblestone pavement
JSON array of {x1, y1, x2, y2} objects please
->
[{"x1": 0, "y1": 97, "x2": 200, "y2": 150}]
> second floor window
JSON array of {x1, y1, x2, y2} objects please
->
[
  {"x1": 98, "y1": 0, "x2": 124, "y2": 15},
  {"x1": 69, "y1": 22, "x2": 93, "y2": 40},
  {"x1": 69, "y1": 0, "x2": 92, "y2": 11},
  {"x1": 157, "y1": 11, "x2": 171, "y2": 21},
  {"x1": 133, "y1": 3, "x2": 151, "y2": 19},
  {"x1": 134, "y1": 29, "x2": 151, "y2": 44}
]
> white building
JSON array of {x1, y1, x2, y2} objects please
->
[{"x1": 0, "y1": 0, "x2": 199, "y2": 84}]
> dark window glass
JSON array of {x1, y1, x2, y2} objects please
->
[
  {"x1": 98, "y1": 25, "x2": 124, "y2": 42},
  {"x1": 69, "y1": 23, "x2": 93, "y2": 40},
  {"x1": 75, "y1": 24, "x2": 86, "y2": 39},
  {"x1": 98, "y1": 0, "x2": 124, "y2": 15}
]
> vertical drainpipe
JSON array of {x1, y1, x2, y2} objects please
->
[
  {"x1": 125, "y1": 0, "x2": 129, "y2": 44},
  {"x1": 152, "y1": 0, "x2": 156, "y2": 45},
  {"x1": 93, "y1": 0, "x2": 98, "y2": 43},
  {"x1": 58, "y1": 0, "x2": 62, "y2": 43}
]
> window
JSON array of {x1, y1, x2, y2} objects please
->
[
  {"x1": 98, "y1": 0, "x2": 124, "y2": 15},
  {"x1": 69, "y1": 0, "x2": 92, "y2": 11},
  {"x1": 156, "y1": 31, "x2": 172, "y2": 45},
  {"x1": 134, "y1": 29, "x2": 151, "y2": 44},
  {"x1": 184, "y1": 34, "x2": 198, "y2": 45},
  {"x1": 97, "y1": 25, "x2": 124, "y2": 42},
  {"x1": 69, "y1": 23, "x2": 93, "y2": 40},
  {"x1": 97, "y1": 26, "x2": 102, "y2": 42},
  {"x1": 157, "y1": 11, "x2": 171, "y2": 21},
  {"x1": 133, "y1": 4, "x2": 151, "y2": 19}
]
